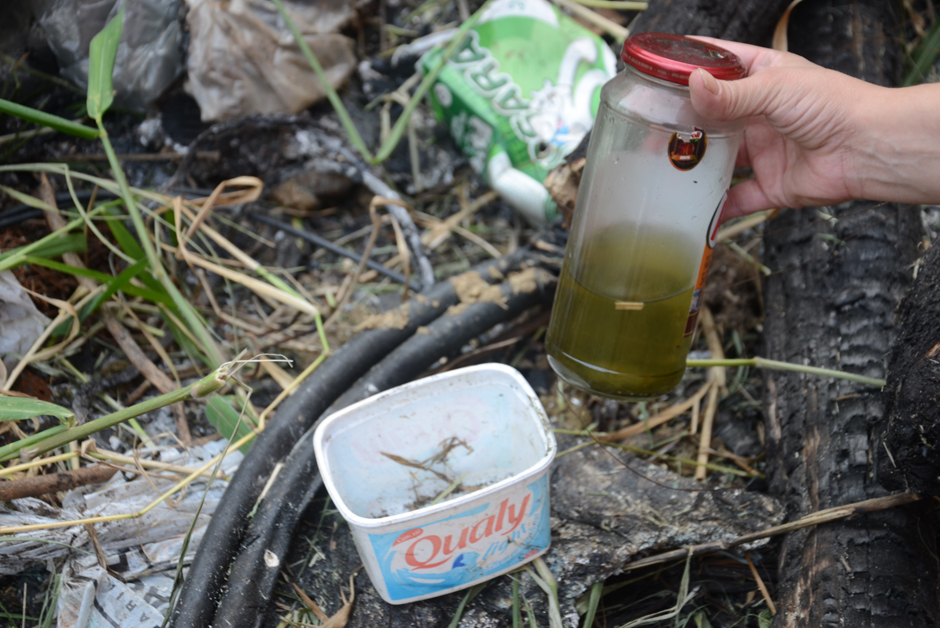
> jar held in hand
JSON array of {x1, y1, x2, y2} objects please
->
[{"x1": 546, "y1": 33, "x2": 746, "y2": 400}]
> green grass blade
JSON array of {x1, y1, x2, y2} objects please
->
[
  {"x1": 447, "y1": 583, "x2": 487, "y2": 628},
  {"x1": 79, "y1": 258, "x2": 148, "y2": 316},
  {"x1": 96, "y1": 123, "x2": 226, "y2": 365},
  {"x1": 21, "y1": 367, "x2": 228, "y2": 459},
  {"x1": 105, "y1": 207, "x2": 148, "y2": 260},
  {"x1": 22, "y1": 257, "x2": 169, "y2": 307},
  {"x1": 0, "y1": 234, "x2": 86, "y2": 265},
  {"x1": 0, "y1": 536, "x2": 90, "y2": 553},
  {"x1": 0, "y1": 183, "x2": 58, "y2": 212},
  {"x1": 0, "y1": 99, "x2": 99, "y2": 140},
  {"x1": 160, "y1": 408, "x2": 244, "y2": 628},
  {"x1": 105, "y1": 213, "x2": 181, "y2": 303},
  {"x1": 37, "y1": 572, "x2": 61, "y2": 628},
  {"x1": 270, "y1": 0, "x2": 373, "y2": 161},
  {"x1": 0, "y1": 424, "x2": 68, "y2": 462},
  {"x1": 21, "y1": 257, "x2": 116, "y2": 282},
  {"x1": 904, "y1": 20, "x2": 940, "y2": 87},
  {"x1": 582, "y1": 581, "x2": 603, "y2": 628},
  {"x1": 27, "y1": 233, "x2": 87, "y2": 259},
  {"x1": 205, "y1": 396, "x2": 255, "y2": 454},
  {"x1": 23, "y1": 257, "x2": 156, "y2": 307},
  {"x1": 272, "y1": 0, "x2": 495, "y2": 165},
  {"x1": 0, "y1": 397, "x2": 74, "y2": 423},
  {"x1": 87, "y1": 7, "x2": 124, "y2": 120},
  {"x1": 0, "y1": 209, "x2": 99, "y2": 273},
  {"x1": 372, "y1": 0, "x2": 494, "y2": 164}
]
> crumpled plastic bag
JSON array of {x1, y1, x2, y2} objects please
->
[
  {"x1": 0, "y1": 441, "x2": 242, "y2": 576},
  {"x1": 183, "y1": 0, "x2": 358, "y2": 122},
  {"x1": 0, "y1": 440, "x2": 242, "y2": 627},
  {"x1": 0, "y1": 270, "x2": 50, "y2": 374},
  {"x1": 31, "y1": 0, "x2": 184, "y2": 111}
]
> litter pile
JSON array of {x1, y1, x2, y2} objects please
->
[{"x1": 2, "y1": 0, "x2": 934, "y2": 626}]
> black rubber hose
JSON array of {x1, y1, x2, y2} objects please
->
[
  {"x1": 251, "y1": 213, "x2": 412, "y2": 287},
  {"x1": 210, "y1": 267, "x2": 556, "y2": 628},
  {"x1": 332, "y1": 267, "x2": 555, "y2": 410},
  {"x1": 168, "y1": 250, "x2": 537, "y2": 628}
]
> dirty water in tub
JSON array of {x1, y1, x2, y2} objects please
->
[
  {"x1": 380, "y1": 436, "x2": 508, "y2": 514},
  {"x1": 324, "y1": 384, "x2": 548, "y2": 519}
]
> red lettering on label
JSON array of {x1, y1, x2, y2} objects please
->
[
  {"x1": 394, "y1": 528, "x2": 423, "y2": 546},
  {"x1": 469, "y1": 515, "x2": 495, "y2": 543},
  {"x1": 404, "y1": 536, "x2": 450, "y2": 570},
  {"x1": 398, "y1": 492, "x2": 534, "y2": 571},
  {"x1": 494, "y1": 499, "x2": 508, "y2": 532},
  {"x1": 443, "y1": 528, "x2": 469, "y2": 555},
  {"x1": 503, "y1": 495, "x2": 530, "y2": 535}
]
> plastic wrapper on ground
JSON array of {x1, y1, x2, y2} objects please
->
[
  {"x1": 0, "y1": 269, "x2": 51, "y2": 373},
  {"x1": 0, "y1": 440, "x2": 241, "y2": 626},
  {"x1": 31, "y1": 0, "x2": 184, "y2": 111},
  {"x1": 183, "y1": 0, "x2": 360, "y2": 122},
  {"x1": 419, "y1": 0, "x2": 617, "y2": 225}
]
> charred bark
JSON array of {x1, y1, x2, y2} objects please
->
[
  {"x1": 762, "y1": 1, "x2": 939, "y2": 626},
  {"x1": 629, "y1": 0, "x2": 794, "y2": 46},
  {"x1": 879, "y1": 241, "x2": 940, "y2": 494}
]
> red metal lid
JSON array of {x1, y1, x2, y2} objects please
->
[{"x1": 621, "y1": 33, "x2": 746, "y2": 86}]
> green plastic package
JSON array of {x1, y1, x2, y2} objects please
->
[{"x1": 420, "y1": 0, "x2": 617, "y2": 224}]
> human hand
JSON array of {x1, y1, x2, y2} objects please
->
[{"x1": 688, "y1": 38, "x2": 940, "y2": 220}]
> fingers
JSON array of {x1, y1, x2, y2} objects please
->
[
  {"x1": 688, "y1": 37, "x2": 820, "y2": 123},
  {"x1": 688, "y1": 69, "x2": 729, "y2": 120},
  {"x1": 689, "y1": 67, "x2": 801, "y2": 123},
  {"x1": 686, "y1": 36, "x2": 778, "y2": 73},
  {"x1": 721, "y1": 179, "x2": 776, "y2": 221}
]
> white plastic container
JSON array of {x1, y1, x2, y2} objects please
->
[{"x1": 313, "y1": 364, "x2": 557, "y2": 604}]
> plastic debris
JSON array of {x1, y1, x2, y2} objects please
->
[
  {"x1": 0, "y1": 441, "x2": 241, "y2": 627},
  {"x1": 420, "y1": 0, "x2": 617, "y2": 225},
  {"x1": 0, "y1": 270, "x2": 50, "y2": 373},
  {"x1": 31, "y1": 0, "x2": 184, "y2": 111},
  {"x1": 290, "y1": 441, "x2": 784, "y2": 625},
  {"x1": 183, "y1": 0, "x2": 360, "y2": 122}
]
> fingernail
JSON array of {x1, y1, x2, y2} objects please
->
[{"x1": 698, "y1": 68, "x2": 720, "y2": 95}]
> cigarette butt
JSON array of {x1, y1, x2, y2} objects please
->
[{"x1": 614, "y1": 301, "x2": 644, "y2": 311}]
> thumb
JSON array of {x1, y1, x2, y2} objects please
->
[{"x1": 689, "y1": 67, "x2": 777, "y2": 122}]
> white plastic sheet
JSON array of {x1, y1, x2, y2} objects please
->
[
  {"x1": 0, "y1": 441, "x2": 241, "y2": 627},
  {"x1": 0, "y1": 269, "x2": 51, "y2": 373}
]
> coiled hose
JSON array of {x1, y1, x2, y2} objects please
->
[
  {"x1": 211, "y1": 266, "x2": 554, "y2": 627},
  {"x1": 168, "y1": 249, "x2": 551, "y2": 628}
]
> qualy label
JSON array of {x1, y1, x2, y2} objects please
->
[{"x1": 368, "y1": 474, "x2": 551, "y2": 601}]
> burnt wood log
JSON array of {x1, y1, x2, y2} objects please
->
[
  {"x1": 762, "y1": 1, "x2": 940, "y2": 626},
  {"x1": 879, "y1": 240, "x2": 940, "y2": 494},
  {"x1": 629, "y1": 0, "x2": 794, "y2": 45}
]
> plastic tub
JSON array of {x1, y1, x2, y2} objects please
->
[{"x1": 313, "y1": 363, "x2": 556, "y2": 604}]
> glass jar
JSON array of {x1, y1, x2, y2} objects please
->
[{"x1": 546, "y1": 33, "x2": 746, "y2": 400}]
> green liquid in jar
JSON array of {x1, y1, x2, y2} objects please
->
[{"x1": 546, "y1": 229, "x2": 698, "y2": 400}]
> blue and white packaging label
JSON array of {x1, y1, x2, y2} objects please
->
[{"x1": 367, "y1": 474, "x2": 551, "y2": 601}]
